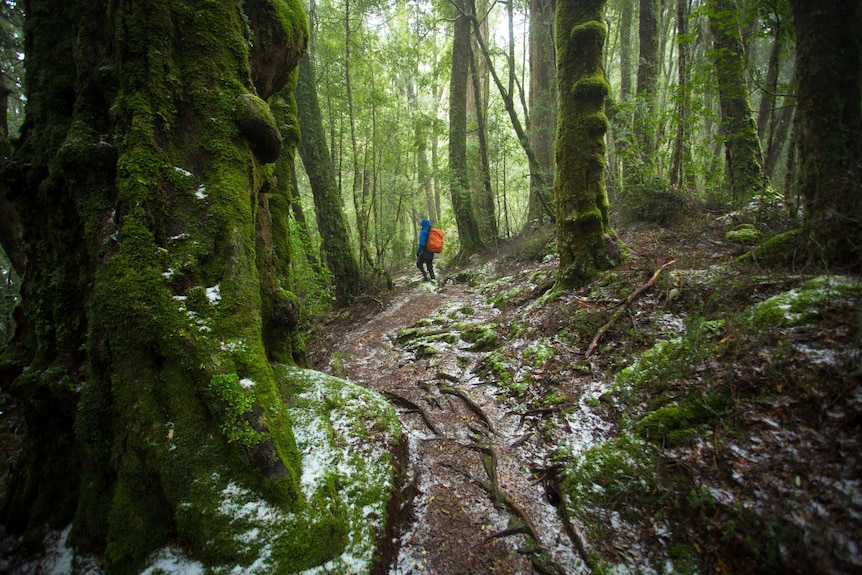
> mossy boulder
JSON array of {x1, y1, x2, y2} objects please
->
[
  {"x1": 725, "y1": 224, "x2": 762, "y2": 244},
  {"x1": 129, "y1": 365, "x2": 402, "y2": 574}
]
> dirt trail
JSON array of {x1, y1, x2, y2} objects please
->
[{"x1": 308, "y1": 277, "x2": 589, "y2": 575}]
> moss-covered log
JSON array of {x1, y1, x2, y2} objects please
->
[
  {"x1": 554, "y1": 0, "x2": 620, "y2": 288},
  {"x1": 0, "y1": 1, "x2": 398, "y2": 573}
]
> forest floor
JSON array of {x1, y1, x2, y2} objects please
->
[
  {"x1": 0, "y1": 214, "x2": 859, "y2": 574},
  {"x1": 306, "y1": 216, "x2": 861, "y2": 575}
]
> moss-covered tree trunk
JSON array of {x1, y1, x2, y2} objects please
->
[
  {"x1": 789, "y1": 0, "x2": 862, "y2": 269},
  {"x1": 708, "y1": 0, "x2": 767, "y2": 203},
  {"x1": 0, "y1": 1, "x2": 368, "y2": 572},
  {"x1": 635, "y1": 0, "x2": 660, "y2": 157},
  {"x1": 449, "y1": 0, "x2": 483, "y2": 256},
  {"x1": 554, "y1": 0, "x2": 619, "y2": 289},
  {"x1": 528, "y1": 0, "x2": 557, "y2": 224},
  {"x1": 295, "y1": 55, "x2": 363, "y2": 306}
]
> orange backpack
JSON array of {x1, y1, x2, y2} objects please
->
[{"x1": 426, "y1": 227, "x2": 444, "y2": 253}]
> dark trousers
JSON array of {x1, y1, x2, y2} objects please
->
[{"x1": 417, "y1": 257, "x2": 434, "y2": 279}]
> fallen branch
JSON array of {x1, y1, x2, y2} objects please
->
[{"x1": 586, "y1": 259, "x2": 676, "y2": 358}]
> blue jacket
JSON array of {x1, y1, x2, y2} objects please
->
[{"x1": 417, "y1": 219, "x2": 434, "y2": 260}]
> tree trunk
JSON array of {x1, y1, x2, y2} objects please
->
[
  {"x1": 528, "y1": 0, "x2": 557, "y2": 224},
  {"x1": 296, "y1": 56, "x2": 363, "y2": 307},
  {"x1": 619, "y1": 0, "x2": 634, "y2": 102},
  {"x1": 670, "y1": 0, "x2": 693, "y2": 188},
  {"x1": 789, "y1": 0, "x2": 862, "y2": 268},
  {"x1": 469, "y1": 41, "x2": 498, "y2": 242},
  {"x1": 554, "y1": 0, "x2": 619, "y2": 289},
  {"x1": 708, "y1": 0, "x2": 767, "y2": 202},
  {"x1": 467, "y1": 0, "x2": 554, "y2": 222},
  {"x1": 449, "y1": 0, "x2": 483, "y2": 256},
  {"x1": 635, "y1": 0, "x2": 660, "y2": 158},
  {"x1": 0, "y1": 2, "x2": 397, "y2": 572}
]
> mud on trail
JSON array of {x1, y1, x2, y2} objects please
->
[{"x1": 308, "y1": 274, "x2": 591, "y2": 575}]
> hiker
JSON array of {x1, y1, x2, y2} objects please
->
[{"x1": 416, "y1": 218, "x2": 435, "y2": 281}]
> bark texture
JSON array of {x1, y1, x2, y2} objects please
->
[
  {"x1": 528, "y1": 0, "x2": 557, "y2": 223},
  {"x1": 449, "y1": 0, "x2": 483, "y2": 256},
  {"x1": 789, "y1": 0, "x2": 862, "y2": 268}
]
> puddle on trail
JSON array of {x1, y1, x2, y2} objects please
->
[{"x1": 312, "y1": 277, "x2": 604, "y2": 575}]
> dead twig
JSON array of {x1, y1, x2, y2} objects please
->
[
  {"x1": 586, "y1": 259, "x2": 676, "y2": 358},
  {"x1": 510, "y1": 432, "x2": 534, "y2": 448}
]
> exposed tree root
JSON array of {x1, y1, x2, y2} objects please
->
[
  {"x1": 484, "y1": 524, "x2": 529, "y2": 542},
  {"x1": 586, "y1": 259, "x2": 676, "y2": 358},
  {"x1": 440, "y1": 385, "x2": 497, "y2": 434},
  {"x1": 382, "y1": 390, "x2": 440, "y2": 435}
]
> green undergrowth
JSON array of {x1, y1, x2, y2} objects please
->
[{"x1": 561, "y1": 274, "x2": 862, "y2": 572}]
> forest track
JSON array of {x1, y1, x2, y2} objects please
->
[{"x1": 308, "y1": 276, "x2": 589, "y2": 575}]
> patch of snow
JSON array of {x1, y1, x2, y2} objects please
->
[
  {"x1": 793, "y1": 343, "x2": 840, "y2": 366},
  {"x1": 206, "y1": 285, "x2": 221, "y2": 303},
  {"x1": 174, "y1": 167, "x2": 193, "y2": 178},
  {"x1": 140, "y1": 546, "x2": 205, "y2": 575}
]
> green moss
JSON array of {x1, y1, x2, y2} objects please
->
[
  {"x1": 207, "y1": 373, "x2": 262, "y2": 447},
  {"x1": 562, "y1": 432, "x2": 656, "y2": 517},
  {"x1": 571, "y1": 76, "x2": 610, "y2": 103},
  {"x1": 569, "y1": 20, "x2": 607, "y2": 50},
  {"x1": 235, "y1": 92, "x2": 283, "y2": 163},
  {"x1": 479, "y1": 351, "x2": 528, "y2": 396},
  {"x1": 747, "y1": 275, "x2": 862, "y2": 328},
  {"x1": 523, "y1": 342, "x2": 554, "y2": 367},
  {"x1": 459, "y1": 324, "x2": 499, "y2": 351},
  {"x1": 744, "y1": 228, "x2": 802, "y2": 268},
  {"x1": 725, "y1": 224, "x2": 762, "y2": 244}
]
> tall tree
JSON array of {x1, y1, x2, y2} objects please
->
[
  {"x1": 617, "y1": 0, "x2": 635, "y2": 103},
  {"x1": 670, "y1": 0, "x2": 694, "y2": 188},
  {"x1": 449, "y1": 0, "x2": 484, "y2": 255},
  {"x1": 469, "y1": 20, "x2": 498, "y2": 242},
  {"x1": 343, "y1": 0, "x2": 375, "y2": 269},
  {"x1": 296, "y1": 55, "x2": 363, "y2": 306},
  {"x1": 466, "y1": 0, "x2": 553, "y2": 221},
  {"x1": 528, "y1": 0, "x2": 557, "y2": 223},
  {"x1": 635, "y1": 0, "x2": 660, "y2": 157},
  {"x1": 788, "y1": 0, "x2": 862, "y2": 268},
  {"x1": 555, "y1": 0, "x2": 619, "y2": 288},
  {"x1": 708, "y1": 0, "x2": 767, "y2": 202},
  {"x1": 0, "y1": 1, "x2": 390, "y2": 572}
]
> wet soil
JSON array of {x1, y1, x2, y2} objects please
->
[{"x1": 307, "y1": 275, "x2": 589, "y2": 575}]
